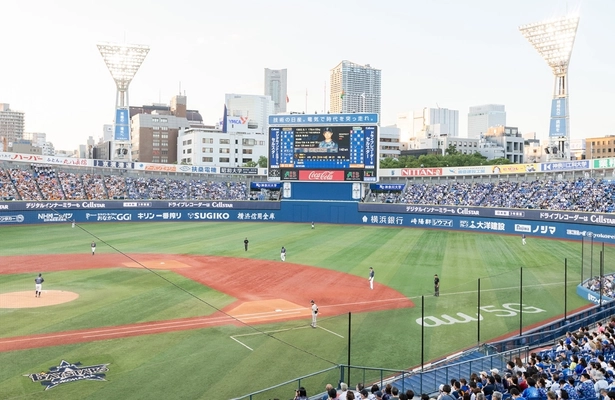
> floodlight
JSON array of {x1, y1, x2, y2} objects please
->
[
  {"x1": 519, "y1": 15, "x2": 579, "y2": 161},
  {"x1": 97, "y1": 42, "x2": 149, "y2": 108},
  {"x1": 98, "y1": 42, "x2": 149, "y2": 162}
]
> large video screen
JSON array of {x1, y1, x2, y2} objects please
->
[{"x1": 268, "y1": 125, "x2": 378, "y2": 182}]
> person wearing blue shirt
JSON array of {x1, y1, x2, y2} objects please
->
[{"x1": 318, "y1": 130, "x2": 338, "y2": 152}]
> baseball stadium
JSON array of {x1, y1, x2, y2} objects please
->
[{"x1": 0, "y1": 153, "x2": 614, "y2": 400}]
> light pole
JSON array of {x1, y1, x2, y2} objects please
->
[
  {"x1": 97, "y1": 42, "x2": 150, "y2": 162},
  {"x1": 520, "y1": 15, "x2": 579, "y2": 161}
]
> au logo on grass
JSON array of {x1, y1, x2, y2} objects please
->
[{"x1": 24, "y1": 360, "x2": 109, "y2": 390}]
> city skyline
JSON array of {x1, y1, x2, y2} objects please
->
[{"x1": 1, "y1": 0, "x2": 612, "y2": 151}]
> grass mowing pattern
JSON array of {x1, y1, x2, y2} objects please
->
[{"x1": 0, "y1": 222, "x2": 593, "y2": 399}]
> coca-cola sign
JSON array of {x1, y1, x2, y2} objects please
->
[{"x1": 299, "y1": 170, "x2": 345, "y2": 181}]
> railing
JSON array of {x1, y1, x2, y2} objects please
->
[{"x1": 233, "y1": 347, "x2": 530, "y2": 400}]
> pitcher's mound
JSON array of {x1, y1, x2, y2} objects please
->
[{"x1": 0, "y1": 290, "x2": 79, "y2": 308}]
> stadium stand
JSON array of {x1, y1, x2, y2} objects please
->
[{"x1": 376, "y1": 178, "x2": 615, "y2": 213}]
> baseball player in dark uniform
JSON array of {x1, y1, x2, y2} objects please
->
[
  {"x1": 244, "y1": 238, "x2": 249, "y2": 251},
  {"x1": 34, "y1": 273, "x2": 44, "y2": 297},
  {"x1": 434, "y1": 274, "x2": 440, "y2": 297}
]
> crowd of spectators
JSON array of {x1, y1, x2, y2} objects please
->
[
  {"x1": 292, "y1": 320, "x2": 615, "y2": 400},
  {"x1": 386, "y1": 178, "x2": 615, "y2": 213},
  {"x1": 585, "y1": 275, "x2": 615, "y2": 299},
  {"x1": 0, "y1": 164, "x2": 252, "y2": 201}
]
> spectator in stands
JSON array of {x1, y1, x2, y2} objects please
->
[
  {"x1": 537, "y1": 378, "x2": 550, "y2": 398},
  {"x1": 328, "y1": 388, "x2": 340, "y2": 399},
  {"x1": 509, "y1": 388, "x2": 524, "y2": 400},
  {"x1": 595, "y1": 371, "x2": 609, "y2": 395},
  {"x1": 507, "y1": 376, "x2": 520, "y2": 393},
  {"x1": 294, "y1": 387, "x2": 308, "y2": 400},
  {"x1": 515, "y1": 358, "x2": 526, "y2": 374},
  {"x1": 389, "y1": 387, "x2": 400, "y2": 400},
  {"x1": 338, "y1": 383, "x2": 349, "y2": 400},
  {"x1": 406, "y1": 390, "x2": 415, "y2": 399},
  {"x1": 323, "y1": 384, "x2": 335, "y2": 400},
  {"x1": 562, "y1": 378, "x2": 579, "y2": 400},
  {"x1": 576, "y1": 374, "x2": 595, "y2": 399},
  {"x1": 492, "y1": 392, "x2": 503, "y2": 400},
  {"x1": 522, "y1": 378, "x2": 540, "y2": 399},
  {"x1": 483, "y1": 376, "x2": 496, "y2": 397},
  {"x1": 383, "y1": 384, "x2": 393, "y2": 400},
  {"x1": 439, "y1": 385, "x2": 455, "y2": 400}
]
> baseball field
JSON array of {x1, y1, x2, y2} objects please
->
[{"x1": 0, "y1": 221, "x2": 603, "y2": 399}]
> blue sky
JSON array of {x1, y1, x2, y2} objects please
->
[{"x1": 1, "y1": 0, "x2": 612, "y2": 150}]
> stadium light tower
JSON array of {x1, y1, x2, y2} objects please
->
[
  {"x1": 97, "y1": 42, "x2": 149, "y2": 162},
  {"x1": 519, "y1": 15, "x2": 579, "y2": 161}
]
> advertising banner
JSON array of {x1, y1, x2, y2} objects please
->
[
  {"x1": 114, "y1": 108, "x2": 130, "y2": 141},
  {"x1": 540, "y1": 161, "x2": 590, "y2": 172},
  {"x1": 370, "y1": 184, "x2": 405, "y2": 191},
  {"x1": 401, "y1": 168, "x2": 442, "y2": 176},
  {"x1": 550, "y1": 98, "x2": 567, "y2": 118},
  {"x1": 549, "y1": 118, "x2": 567, "y2": 137},
  {"x1": 593, "y1": 158, "x2": 615, "y2": 169},
  {"x1": 269, "y1": 113, "x2": 379, "y2": 125}
]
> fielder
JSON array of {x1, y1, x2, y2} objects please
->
[
  {"x1": 369, "y1": 267, "x2": 375, "y2": 290},
  {"x1": 280, "y1": 246, "x2": 286, "y2": 261},
  {"x1": 310, "y1": 300, "x2": 318, "y2": 328},
  {"x1": 34, "y1": 273, "x2": 44, "y2": 298},
  {"x1": 91, "y1": 241, "x2": 96, "y2": 255}
]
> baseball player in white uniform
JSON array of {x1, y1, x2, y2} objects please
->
[
  {"x1": 310, "y1": 300, "x2": 318, "y2": 328},
  {"x1": 369, "y1": 267, "x2": 375, "y2": 290}
]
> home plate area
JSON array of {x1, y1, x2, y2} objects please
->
[{"x1": 226, "y1": 299, "x2": 309, "y2": 324}]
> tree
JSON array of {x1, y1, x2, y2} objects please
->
[
  {"x1": 257, "y1": 156, "x2": 268, "y2": 168},
  {"x1": 444, "y1": 144, "x2": 458, "y2": 155},
  {"x1": 243, "y1": 161, "x2": 258, "y2": 167}
]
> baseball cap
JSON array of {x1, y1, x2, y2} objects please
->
[
  {"x1": 490, "y1": 368, "x2": 499, "y2": 375},
  {"x1": 461, "y1": 386, "x2": 469, "y2": 392},
  {"x1": 375, "y1": 390, "x2": 383, "y2": 397}
]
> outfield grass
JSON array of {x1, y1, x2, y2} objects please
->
[{"x1": 0, "y1": 222, "x2": 598, "y2": 399}]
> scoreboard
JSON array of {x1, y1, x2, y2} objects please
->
[{"x1": 268, "y1": 113, "x2": 379, "y2": 182}]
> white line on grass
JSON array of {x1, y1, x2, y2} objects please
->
[
  {"x1": 230, "y1": 336, "x2": 253, "y2": 351},
  {"x1": 414, "y1": 281, "x2": 566, "y2": 299},
  {"x1": 317, "y1": 326, "x2": 344, "y2": 338}
]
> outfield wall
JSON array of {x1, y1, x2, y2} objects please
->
[{"x1": 1, "y1": 199, "x2": 615, "y2": 244}]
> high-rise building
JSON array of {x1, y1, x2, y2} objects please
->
[
  {"x1": 412, "y1": 107, "x2": 459, "y2": 139},
  {"x1": 0, "y1": 103, "x2": 25, "y2": 146},
  {"x1": 224, "y1": 94, "x2": 274, "y2": 135},
  {"x1": 330, "y1": 60, "x2": 381, "y2": 114},
  {"x1": 467, "y1": 104, "x2": 506, "y2": 139},
  {"x1": 264, "y1": 68, "x2": 287, "y2": 114}
]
